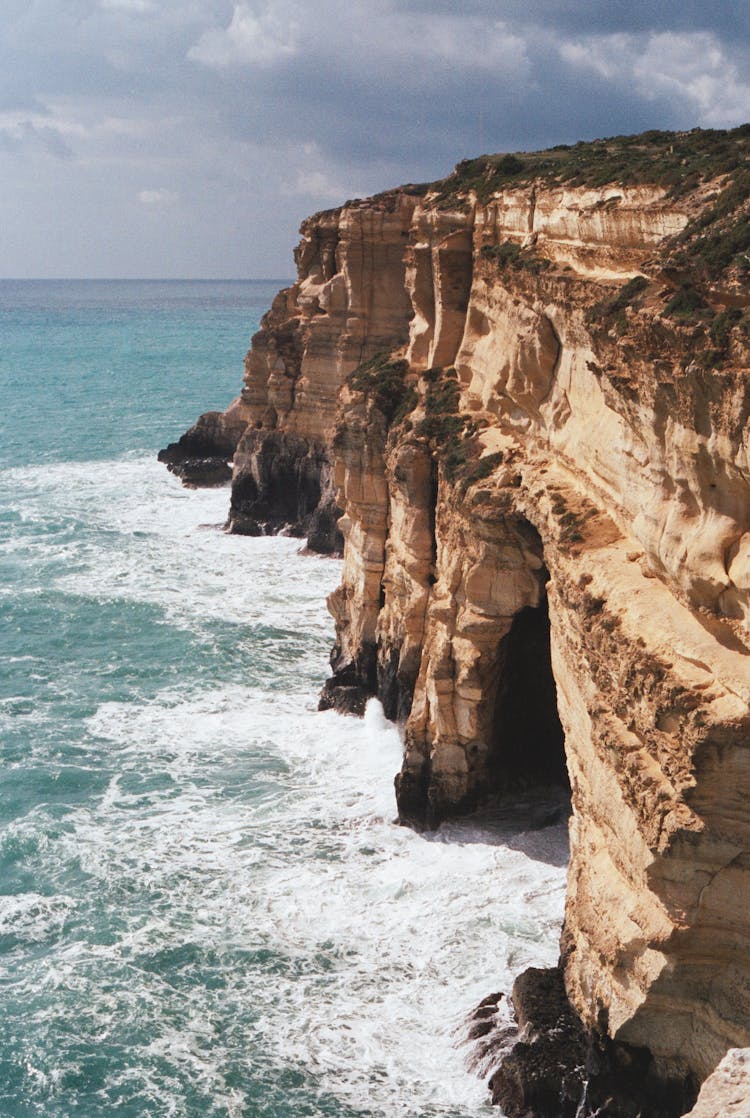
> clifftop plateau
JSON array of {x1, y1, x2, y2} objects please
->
[{"x1": 161, "y1": 125, "x2": 750, "y2": 1117}]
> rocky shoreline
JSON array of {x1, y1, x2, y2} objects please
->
[{"x1": 161, "y1": 126, "x2": 750, "y2": 1116}]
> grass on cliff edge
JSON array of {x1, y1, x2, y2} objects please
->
[
  {"x1": 415, "y1": 367, "x2": 480, "y2": 483},
  {"x1": 423, "y1": 123, "x2": 750, "y2": 206},
  {"x1": 347, "y1": 352, "x2": 413, "y2": 424},
  {"x1": 423, "y1": 125, "x2": 750, "y2": 300},
  {"x1": 347, "y1": 359, "x2": 492, "y2": 486}
]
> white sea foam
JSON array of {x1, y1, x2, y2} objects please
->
[
  {"x1": 0, "y1": 892, "x2": 74, "y2": 944},
  {"x1": 68, "y1": 686, "x2": 566, "y2": 1115},
  {"x1": 1, "y1": 456, "x2": 336, "y2": 640},
  {"x1": 1, "y1": 453, "x2": 568, "y2": 1116}
]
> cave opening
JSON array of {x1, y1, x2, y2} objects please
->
[{"x1": 489, "y1": 579, "x2": 569, "y2": 795}]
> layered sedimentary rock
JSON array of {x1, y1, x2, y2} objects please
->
[
  {"x1": 325, "y1": 132, "x2": 750, "y2": 1112},
  {"x1": 161, "y1": 190, "x2": 419, "y2": 547},
  {"x1": 167, "y1": 128, "x2": 750, "y2": 1114}
]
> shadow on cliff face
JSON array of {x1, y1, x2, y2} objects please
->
[
  {"x1": 228, "y1": 430, "x2": 343, "y2": 552},
  {"x1": 489, "y1": 593, "x2": 569, "y2": 794},
  {"x1": 395, "y1": 526, "x2": 572, "y2": 832},
  {"x1": 421, "y1": 789, "x2": 570, "y2": 869}
]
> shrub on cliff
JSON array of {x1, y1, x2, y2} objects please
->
[
  {"x1": 662, "y1": 282, "x2": 713, "y2": 322},
  {"x1": 348, "y1": 352, "x2": 411, "y2": 424},
  {"x1": 698, "y1": 307, "x2": 747, "y2": 369},
  {"x1": 480, "y1": 241, "x2": 552, "y2": 274},
  {"x1": 664, "y1": 167, "x2": 750, "y2": 286},
  {"x1": 710, "y1": 307, "x2": 744, "y2": 349},
  {"x1": 415, "y1": 368, "x2": 479, "y2": 482},
  {"x1": 585, "y1": 275, "x2": 648, "y2": 333},
  {"x1": 424, "y1": 125, "x2": 750, "y2": 208},
  {"x1": 457, "y1": 450, "x2": 506, "y2": 493}
]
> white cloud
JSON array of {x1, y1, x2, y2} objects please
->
[
  {"x1": 284, "y1": 168, "x2": 356, "y2": 201},
  {"x1": 559, "y1": 36, "x2": 625, "y2": 82},
  {"x1": 137, "y1": 187, "x2": 179, "y2": 205},
  {"x1": 187, "y1": 2, "x2": 529, "y2": 85},
  {"x1": 99, "y1": 0, "x2": 154, "y2": 11},
  {"x1": 560, "y1": 31, "x2": 750, "y2": 128},
  {"x1": 0, "y1": 109, "x2": 88, "y2": 139},
  {"x1": 188, "y1": 3, "x2": 300, "y2": 68},
  {"x1": 0, "y1": 119, "x2": 74, "y2": 159},
  {"x1": 0, "y1": 108, "x2": 91, "y2": 159},
  {"x1": 407, "y1": 17, "x2": 530, "y2": 77}
]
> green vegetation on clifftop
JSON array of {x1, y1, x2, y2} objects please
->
[{"x1": 426, "y1": 123, "x2": 750, "y2": 206}]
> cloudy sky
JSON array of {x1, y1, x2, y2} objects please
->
[{"x1": 2, "y1": 0, "x2": 749, "y2": 277}]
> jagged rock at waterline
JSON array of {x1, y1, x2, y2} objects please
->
[
  {"x1": 157, "y1": 407, "x2": 247, "y2": 486},
  {"x1": 161, "y1": 127, "x2": 750, "y2": 1113},
  {"x1": 479, "y1": 967, "x2": 697, "y2": 1118}
]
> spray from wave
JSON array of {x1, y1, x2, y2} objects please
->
[{"x1": 0, "y1": 456, "x2": 567, "y2": 1117}]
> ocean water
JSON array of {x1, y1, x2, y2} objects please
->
[{"x1": 0, "y1": 279, "x2": 568, "y2": 1118}]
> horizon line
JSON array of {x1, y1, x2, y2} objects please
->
[{"x1": 0, "y1": 276, "x2": 295, "y2": 283}]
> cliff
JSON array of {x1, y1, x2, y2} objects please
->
[
  {"x1": 159, "y1": 190, "x2": 419, "y2": 548},
  {"x1": 161, "y1": 126, "x2": 750, "y2": 1116}
]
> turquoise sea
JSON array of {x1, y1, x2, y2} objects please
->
[{"x1": 0, "y1": 279, "x2": 567, "y2": 1117}]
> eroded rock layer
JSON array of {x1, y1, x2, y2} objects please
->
[
  {"x1": 161, "y1": 190, "x2": 420, "y2": 547},
  {"x1": 324, "y1": 131, "x2": 750, "y2": 1109},
  {"x1": 165, "y1": 128, "x2": 750, "y2": 1112}
]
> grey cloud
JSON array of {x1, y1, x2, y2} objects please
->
[
  {"x1": 558, "y1": 31, "x2": 750, "y2": 128},
  {"x1": 1, "y1": 0, "x2": 749, "y2": 276},
  {"x1": 0, "y1": 119, "x2": 75, "y2": 159},
  {"x1": 399, "y1": 0, "x2": 750, "y2": 37},
  {"x1": 190, "y1": 12, "x2": 748, "y2": 185}
]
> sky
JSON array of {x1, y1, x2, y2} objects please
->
[{"x1": 1, "y1": 0, "x2": 749, "y2": 278}]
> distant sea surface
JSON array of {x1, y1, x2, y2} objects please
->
[{"x1": 0, "y1": 279, "x2": 567, "y2": 1117}]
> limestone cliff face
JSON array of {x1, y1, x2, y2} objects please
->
[
  {"x1": 326, "y1": 150, "x2": 750, "y2": 1107},
  {"x1": 684, "y1": 1048, "x2": 750, "y2": 1117},
  {"x1": 230, "y1": 192, "x2": 420, "y2": 546},
  {"x1": 164, "y1": 129, "x2": 750, "y2": 1112},
  {"x1": 161, "y1": 189, "x2": 419, "y2": 547}
]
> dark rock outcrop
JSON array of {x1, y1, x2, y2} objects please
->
[
  {"x1": 481, "y1": 967, "x2": 697, "y2": 1118},
  {"x1": 158, "y1": 408, "x2": 246, "y2": 487},
  {"x1": 318, "y1": 640, "x2": 378, "y2": 716},
  {"x1": 227, "y1": 430, "x2": 343, "y2": 550},
  {"x1": 488, "y1": 968, "x2": 586, "y2": 1118}
]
